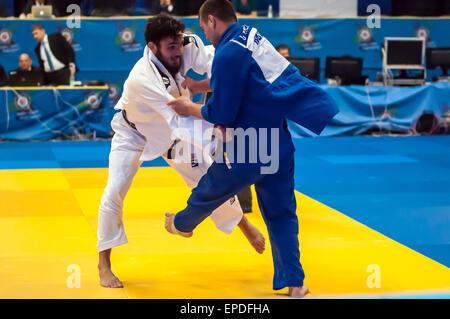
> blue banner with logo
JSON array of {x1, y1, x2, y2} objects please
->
[
  {"x1": 0, "y1": 87, "x2": 111, "y2": 140},
  {"x1": 0, "y1": 17, "x2": 449, "y2": 87}
]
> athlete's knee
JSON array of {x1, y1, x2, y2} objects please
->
[
  {"x1": 100, "y1": 185, "x2": 125, "y2": 215},
  {"x1": 266, "y1": 215, "x2": 299, "y2": 234}
]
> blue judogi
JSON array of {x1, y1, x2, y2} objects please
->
[{"x1": 174, "y1": 23, "x2": 338, "y2": 290}]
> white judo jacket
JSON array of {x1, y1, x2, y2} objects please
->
[
  {"x1": 97, "y1": 35, "x2": 242, "y2": 252},
  {"x1": 114, "y1": 34, "x2": 215, "y2": 161}
]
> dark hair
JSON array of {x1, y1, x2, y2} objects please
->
[
  {"x1": 199, "y1": 0, "x2": 237, "y2": 23},
  {"x1": 275, "y1": 44, "x2": 290, "y2": 53},
  {"x1": 31, "y1": 24, "x2": 44, "y2": 32},
  {"x1": 144, "y1": 13, "x2": 185, "y2": 45}
]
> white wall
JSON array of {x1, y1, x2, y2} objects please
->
[{"x1": 280, "y1": 0, "x2": 358, "y2": 18}]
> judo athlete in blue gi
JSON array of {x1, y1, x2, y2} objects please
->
[{"x1": 167, "y1": 0, "x2": 338, "y2": 297}]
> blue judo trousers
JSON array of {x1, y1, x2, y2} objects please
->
[{"x1": 174, "y1": 23, "x2": 339, "y2": 290}]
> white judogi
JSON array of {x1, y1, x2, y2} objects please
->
[{"x1": 97, "y1": 34, "x2": 243, "y2": 252}]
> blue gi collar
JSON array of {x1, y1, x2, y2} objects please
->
[{"x1": 216, "y1": 22, "x2": 241, "y2": 50}]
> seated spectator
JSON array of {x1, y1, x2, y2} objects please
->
[
  {"x1": 276, "y1": 44, "x2": 290, "y2": 58},
  {"x1": 392, "y1": 0, "x2": 449, "y2": 16},
  {"x1": 232, "y1": 0, "x2": 257, "y2": 17},
  {"x1": 53, "y1": 0, "x2": 83, "y2": 17},
  {"x1": 20, "y1": 0, "x2": 60, "y2": 18},
  {"x1": 168, "y1": 0, "x2": 204, "y2": 16},
  {"x1": 0, "y1": 65, "x2": 8, "y2": 86},
  {"x1": 145, "y1": 0, "x2": 175, "y2": 15},
  {"x1": 15, "y1": 53, "x2": 40, "y2": 72},
  {"x1": 0, "y1": 4, "x2": 7, "y2": 17},
  {"x1": 89, "y1": 0, "x2": 135, "y2": 16}
]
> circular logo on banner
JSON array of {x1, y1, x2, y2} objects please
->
[
  {"x1": 120, "y1": 29, "x2": 135, "y2": 44},
  {"x1": 61, "y1": 29, "x2": 74, "y2": 44},
  {"x1": 359, "y1": 28, "x2": 372, "y2": 42},
  {"x1": 296, "y1": 25, "x2": 321, "y2": 51},
  {"x1": 15, "y1": 95, "x2": 31, "y2": 111},
  {"x1": 0, "y1": 29, "x2": 12, "y2": 45},
  {"x1": 109, "y1": 85, "x2": 118, "y2": 99},
  {"x1": 0, "y1": 28, "x2": 20, "y2": 53},
  {"x1": 86, "y1": 93, "x2": 101, "y2": 109},
  {"x1": 416, "y1": 27, "x2": 428, "y2": 40},
  {"x1": 116, "y1": 25, "x2": 142, "y2": 52},
  {"x1": 355, "y1": 26, "x2": 378, "y2": 50},
  {"x1": 301, "y1": 29, "x2": 314, "y2": 43}
]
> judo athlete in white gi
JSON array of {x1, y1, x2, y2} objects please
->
[
  {"x1": 167, "y1": 0, "x2": 339, "y2": 297},
  {"x1": 97, "y1": 14, "x2": 265, "y2": 288}
]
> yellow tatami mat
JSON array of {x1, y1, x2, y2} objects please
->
[{"x1": 0, "y1": 167, "x2": 449, "y2": 298}]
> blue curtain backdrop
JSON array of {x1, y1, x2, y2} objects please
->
[
  {"x1": 1, "y1": 82, "x2": 448, "y2": 140},
  {"x1": 0, "y1": 87, "x2": 111, "y2": 140}
]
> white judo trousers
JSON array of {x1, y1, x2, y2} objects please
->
[{"x1": 97, "y1": 112, "x2": 243, "y2": 252}]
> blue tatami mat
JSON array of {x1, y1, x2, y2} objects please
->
[{"x1": 293, "y1": 135, "x2": 450, "y2": 268}]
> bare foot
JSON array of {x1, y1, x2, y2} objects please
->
[
  {"x1": 165, "y1": 212, "x2": 193, "y2": 238},
  {"x1": 98, "y1": 249, "x2": 123, "y2": 288},
  {"x1": 99, "y1": 265, "x2": 123, "y2": 288},
  {"x1": 289, "y1": 286, "x2": 309, "y2": 298},
  {"x1": 238, "y1": 215, "x2": 265, "y2": 254}
]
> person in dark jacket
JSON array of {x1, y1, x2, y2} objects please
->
[
  {"x1": 88, "y1": 0, "x2": 135, "y2": 16},
  {"x1": 31, "y1": 24, "x2": 76, "y2": 85},
  {"x1": 15, "y1": 53, "x2": 41, "y2": 72},
  {"x1": 232, "y1": 0, "x2": 257, "y2": 16},
  {"x1": 145, "y1": 0, "x2": 176, "y2": 15},
  {"x1": 0, "y1": 65, "x2": 8, "y2": 86}
]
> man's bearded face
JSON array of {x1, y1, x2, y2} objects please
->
[{"x1": 155, "y1": 33, "x2": 184, "y2": 75}]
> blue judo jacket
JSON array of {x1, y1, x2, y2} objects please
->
[{"x1": 201, "y1": 23, "x2": 339, "y2": 161}]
